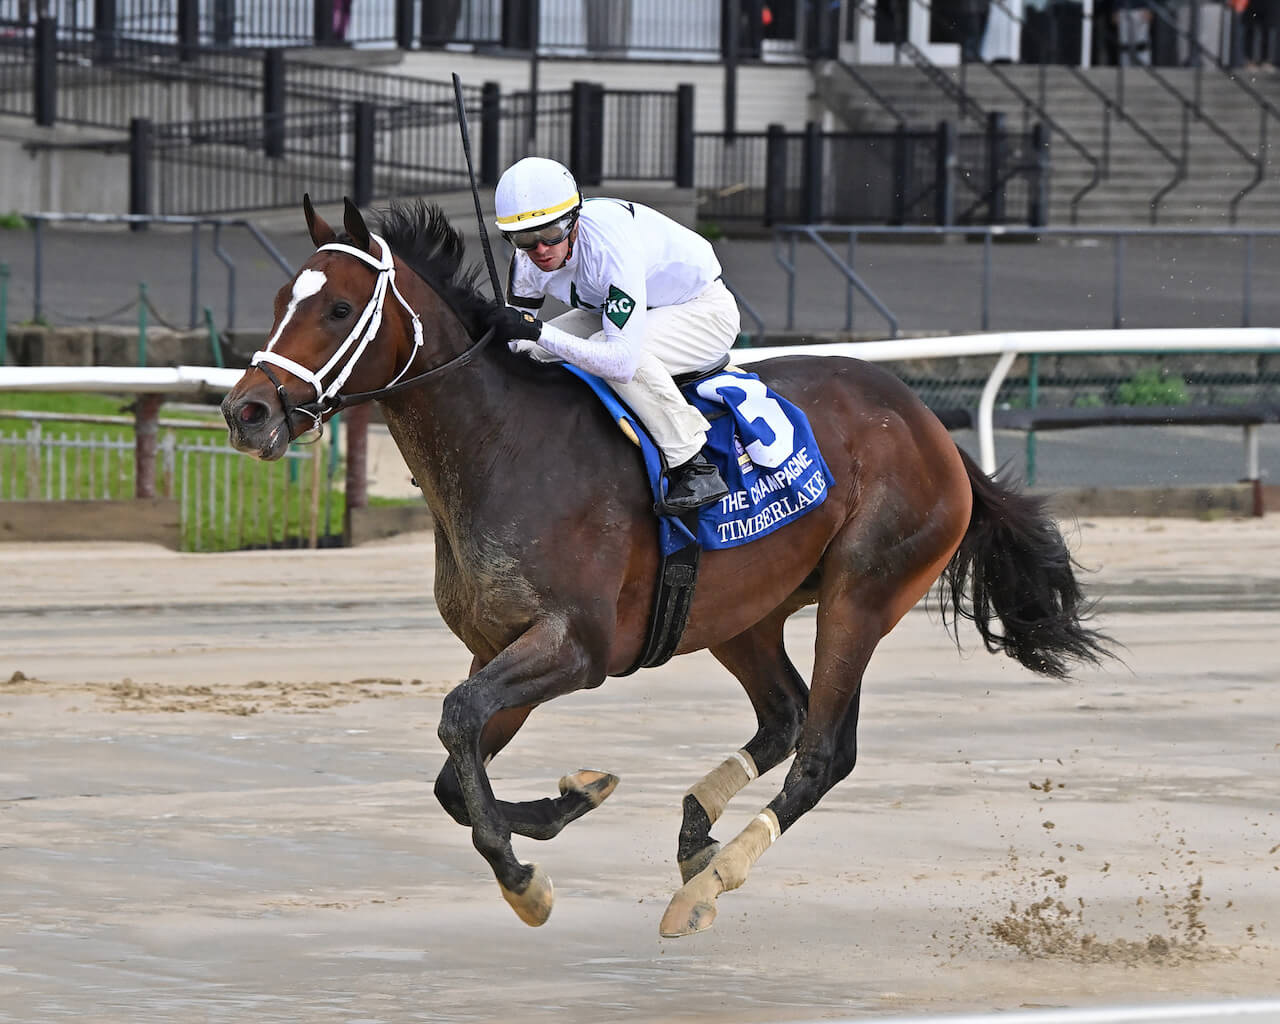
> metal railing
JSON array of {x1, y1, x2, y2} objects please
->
[
  {"x1": 771, "y1": 224, "x2": 1280, "y2": 338},
  {"x1": 23, "y1": 211, "x2": 293, "y2": 330}
]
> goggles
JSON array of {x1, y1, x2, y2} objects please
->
[{"x1": 503, "y1": 214, "x2": 577, "y2": 251}]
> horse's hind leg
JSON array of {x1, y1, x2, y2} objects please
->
[
  {"x1": 660, "y1": 476, "x2": 968, "y2": 937},
  {"x1": 660, "y1": 592, "x2": 880, "y2": 938},
  {"x1": 678, "y1": 608, "x2": 809, "y2": 883}
]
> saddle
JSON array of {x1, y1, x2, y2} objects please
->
[{"x1": 563, "y1": 357, "x2": 833, "y2": 675}]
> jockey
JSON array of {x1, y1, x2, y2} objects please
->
[{"x1": 489, "y1": 156, "x2": 738, "y2": 516}]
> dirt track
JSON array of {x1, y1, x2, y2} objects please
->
[{"x1": 2, "y1": 517, "x2": 1278, "y2": 1023}]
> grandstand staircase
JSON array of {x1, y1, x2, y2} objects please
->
[{"x1": 815, "y1": 60, "x2": 1280, "y2": 227}]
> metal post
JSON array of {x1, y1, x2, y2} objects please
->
[
  {"x1": 764, "y1": 123, "x2": 787, "y2": 227},
  {"x1": 189, "y1": 223, "x2": 200, "y2": 329},
  {"x1": 137, "y1": 282, "x2": 148, "y2": 366},
  {"x1": 0, "y1": 264, "x2": 7, "y2": 367},
  {"x1": 1026, "y1": 353, "x2": 1039, "y2": 485},
  {"x1": 177, "y1": 0, "x2": 199, "y2": 60},
  {"x1": 1243, "y1": 233, "x2": 1254, "y2": 327},
  {"x1": 935, "y1": 121, "x2": 955, "y2": 226},
  {"x1": 204, "y1": 307, "x2": 224, "y2": 368},
  {"x1": 982, "y1": 230, "x2": 992, "y2": 331},
  {"x1": 722, "y1": 0, "x2": 738, "y2": 140},
  {"x1": 986, "y1": 111, "x2": 1007, "y2": 225},
  {"x1": 1113, "y1": 233, "x2": 1125, "y2": 328},
  {"x1": 213, "y1": 0, "x2": 235, "y2": 46},
  {"x1": 33, "y1": 218, "x2": 44, "y2": 324},
  {"x1": 34, "y1": 16, "x2": 56, "y2": 128},
  {"x1": 675, "y1": 84, "x2": 695, "y2": 189},
  {"x1": 802, "y1": 121, "x2": 823, "y2": 224},
  {"x1": 135, "y1": 394, "x2": 163, "y2": 500},
  {"x1": 352, "y1": 101, "x2": 375, "y2": 208},
  {"x1": 1244, "y1": 423, "x2": 1263, "y2": 516},
  {"x1": 845, "y1": 232, "x2": 856, "y2": 331},
  {"x1": 129, "y1": 119, "x2": 153, "y2": 227},
  {"x1": 1029, "y1": 122, "x2": 1049, "y2": 228},
  {"x1": 263, "y1": 49, "x2": 286, "y2": 159},
  {"x1": 342, "y1": 403, "x2": 371, "y2": 543},
  {"x1": 527, "y1": 0, "x2": 540, "y2": 143},
  {"x1": 314, "y1": 0, "x2": 336, "y2": 45},
  {"x1": 893, "y1": 124, "x2": 909, "y2": 225},
  {"x1": 93, "y1": 0, "x2": 116, "y2": 64}
]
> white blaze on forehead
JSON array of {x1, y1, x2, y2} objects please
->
[{"x1": 264, "y1": 268, "x2": 328, "y2": 350}]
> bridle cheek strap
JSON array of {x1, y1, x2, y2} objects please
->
[{"x1": 249, "y1": 233, "x2": 425, "y2": 427}]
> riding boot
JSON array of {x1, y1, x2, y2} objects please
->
[{"x1": 659, "y1": 453, "x2": 729, "y2": 515}]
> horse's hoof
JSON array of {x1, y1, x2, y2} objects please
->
[
  {"x1": 678, "y1": 840, "x2": 720, "y2": 885},
  {"x1": 558, "y1": 769, "x2": 620, "y2": 808},
  {"x1": 658, "y1": 893, "x2": 718, "y2": 938},
  {"x1": 499, "y1": 862, "x2": 554, "y2": 927}
]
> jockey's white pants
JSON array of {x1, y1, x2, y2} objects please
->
[{"x1": 543, "y1": 279, "x2": 741, "y2": 468}]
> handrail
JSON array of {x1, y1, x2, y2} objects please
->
[
  {"x1": 974, "y1": 64, "x2": 1103, "y2": 224},
  {"x1": 774, "y1": 227, "x2": 900, "y2": 337},
  {"x1": 850, "y1": 0, "x2": 988, "y2": 128},
  {"x1": 771, "y1": 223, "x2": 1280, "y2": 336},
  {"x1": 1095, "y1": 16, "x2": 1264, "y2": 224},
  {"x1": 1145, "y1": 0, "x2": 1276, "y2": 222},
  {"x1": 23, "y1": 211, "x2": 295, "y2": 330},
  {"x1": 981, "y1": 0, "x2": 1179, "y2": 224},
  {"x1": 823, "y1": 58, "x2": 908, "y2": 130}
]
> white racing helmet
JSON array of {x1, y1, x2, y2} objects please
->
[{"x1": 494, "y1": 157, "x2": 581, "y2": 236}]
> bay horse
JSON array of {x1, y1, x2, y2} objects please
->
[{"x1": 221, "y1": 197, "x2": 1109, "y2": 938}]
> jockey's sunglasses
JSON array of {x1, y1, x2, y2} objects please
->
[{"x1": 503, "y1": 214, "x2": 576, "y2": 251}]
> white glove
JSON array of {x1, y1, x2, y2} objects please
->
[{"x1": 509, "y1": 340, "x2": 562, "y2": 364}]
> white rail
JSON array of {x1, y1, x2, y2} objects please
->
[
  {"x1": 3, "y1": 328, "x2": 1280, "y2": 476},
  {"x1": 735, "y1": 328, "x2": 1280, "y2": 474}
]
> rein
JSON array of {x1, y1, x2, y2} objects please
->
[{"x1": 249, "y1": 232, "x2": 495, "y2": 441}]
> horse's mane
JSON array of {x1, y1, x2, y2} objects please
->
[{"x1": 371, "y1": 199, "x2": 501, "y2": 336}]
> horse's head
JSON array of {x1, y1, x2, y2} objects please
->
[{"x1": 221, "y1": 195, "x2": 428, "y2": 460}]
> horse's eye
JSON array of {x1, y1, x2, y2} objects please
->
[{"x1": 331, "y1": 301, "x2": 352, "y2": 320}]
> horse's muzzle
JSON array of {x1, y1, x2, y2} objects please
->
[{"x1": 221, "y1": 391, "x2": 290, "y2": 461}]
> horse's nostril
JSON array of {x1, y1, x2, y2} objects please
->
[{"x1": 238, "y1": 401, "x2": 269, "y2": 425}]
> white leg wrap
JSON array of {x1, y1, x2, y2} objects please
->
[
  {"x1": 711, "y1": 809, "x2": 780, "y2": 893},
  {"x1": 686, "y1": 749, "x2": 758, "y2": 826}
]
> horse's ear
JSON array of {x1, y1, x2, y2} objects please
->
[
  {"x1": 343, "y1": 196, "x2": 373, "y2": 254},
  {"x1": 303, "y1": 193, "x2": 336, "y2": 248}
]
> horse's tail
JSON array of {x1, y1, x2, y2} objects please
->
[{"x1": 939, "y1": 446, "x2": 1112, "y2": 679}]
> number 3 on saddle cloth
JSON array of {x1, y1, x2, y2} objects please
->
[{"x1": 562, "y1": 364, "x2": 835, "y2": 675}]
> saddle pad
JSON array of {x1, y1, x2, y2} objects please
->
[{"x1": 563, "y1": 365, "x2": 833, "y2": 556}]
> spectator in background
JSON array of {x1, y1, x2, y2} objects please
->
[
  {"x1": 1113, "y1": 0, "x2": 1153, "y2": 63},
  {"x1": 958, "y1": 0, "x2": 993, "y2": 60},
  {"x1": 333, "y1": 0, "x2": 352, "y2": 42},
  {"x1": 1242, "y1": 0, "x2": 1278, "y2": 66},
  {"x1": 982, "y1": 0, "x2": 1025, "y2": 60}
]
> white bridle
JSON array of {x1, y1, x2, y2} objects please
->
[{"x1": 251, "y1": 232, "x2": 425, "y2": 412}]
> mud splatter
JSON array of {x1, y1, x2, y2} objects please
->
[{"x1": 2, "y1": 670, "x2": 452, "y2": 715}]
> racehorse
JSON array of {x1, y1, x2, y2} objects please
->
[{"x1": 221, "y1": 197, "x2": 1109, "y2": 938}]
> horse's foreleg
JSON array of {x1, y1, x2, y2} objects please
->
[
  {"x1": 661, "y1": 595, "x2": 879, "y2": 938},
  {"x1": 434, "y1": 703, "x2": 619, "y2": 841},
  {"x1": 436, "y1": 617, "x2": 600, "y2": 927},
  {"x1": 678, "y1": 613, "x2": 809, "y2": 883}
]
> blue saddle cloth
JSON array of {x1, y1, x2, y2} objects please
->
[{"x1": 563, "y1": 365, "x2": 834, "y2": 557}]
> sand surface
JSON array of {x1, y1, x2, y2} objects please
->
[{"x1": 2, "y1": 517, "x2": 1278, "y2": 1023}]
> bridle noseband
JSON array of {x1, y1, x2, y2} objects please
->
[{"x1": 249, "y1": 233, "x2": 494, "y2": 442}]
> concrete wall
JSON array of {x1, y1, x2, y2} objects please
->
[{"x1": 0, "y1": 121, "x2": 130, "y2": 214}]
